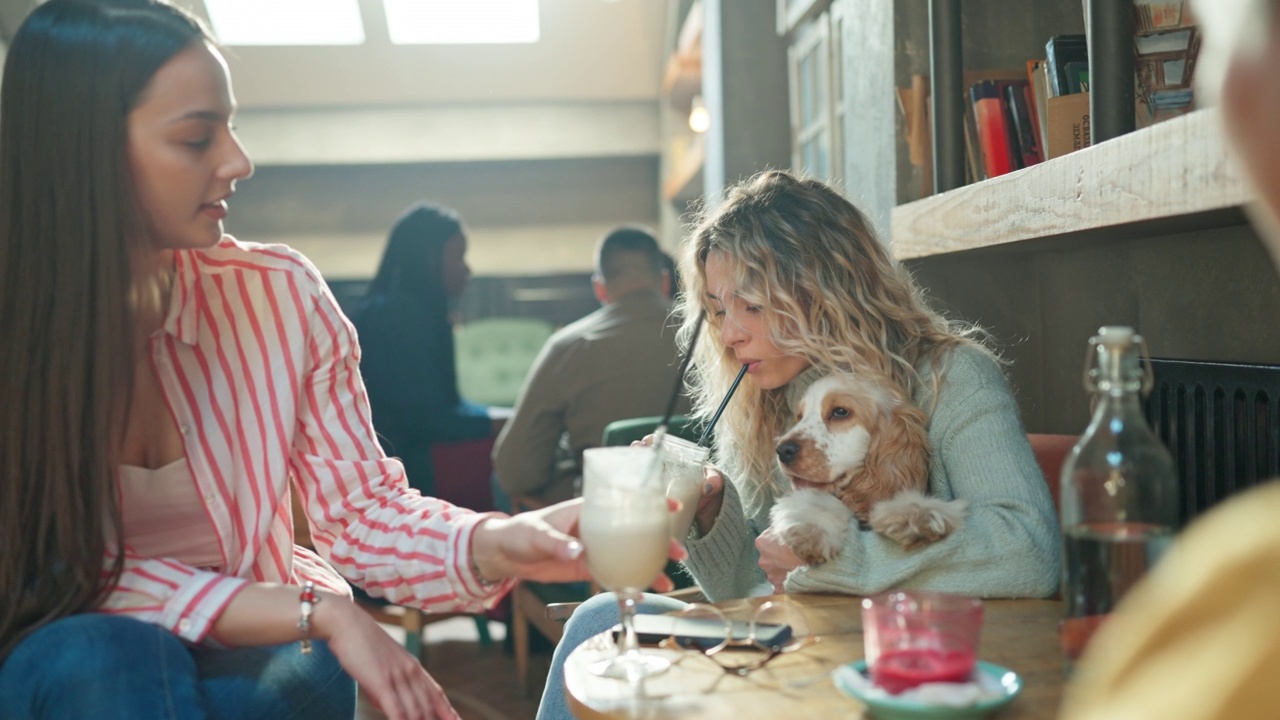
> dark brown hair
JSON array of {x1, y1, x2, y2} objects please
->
[
  {"x1": 0, "y1": 0, "x2": 208, "y2": 660},
  {"x1": 595, "y1": 225, "x2": 664, "y2": 284}
]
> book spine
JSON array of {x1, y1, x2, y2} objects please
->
[
  {"x1": 1005, "y1": 82, "x2": 1042, "y2": 167},
  {"x1": 970, "y1": 81, "x2": 1014, "y2": 178}
]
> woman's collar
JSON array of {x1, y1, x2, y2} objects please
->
[{"x1": 783, "y1": 365, "x2": 825, "y2": 410}]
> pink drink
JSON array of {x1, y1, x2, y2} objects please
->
[
  {"x1": 871, "y1": 647, "x2": 978, "y2": 694},
  {"x1": 861, "y1": 591, "x2": 984, "y2": 695}
]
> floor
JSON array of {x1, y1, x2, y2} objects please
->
[{"x1": 356, "y1": 618, "x2": 553, "y2": 720}]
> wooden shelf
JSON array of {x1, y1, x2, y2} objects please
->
[
  {"x1": 662, "y1": 49, "x2": 702, "y2": 115},
  {"x1": 891, "y1": 107, "x2": 1255, "y2": 260},
  {"x1": 663, "y1": 134, "x2": 705, "y2": 205},
  {"x1": 663, "y1": 0, "x2": 703, "y2": 115}
]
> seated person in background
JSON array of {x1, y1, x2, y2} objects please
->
[
  {"x1": 1061, "y1": 1, "x2": 1280, "y2": 718},
  {"x1": 494, "y1": 225, "x2": 689, "y2": 507},
  {"x1": 354, "y1": 202, "x2": 504, "y2": 495},
  {"x1": 535, "y1": 171, "x2": 1060, "y2": 720}
]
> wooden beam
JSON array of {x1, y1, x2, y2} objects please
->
[{"x1": 891, "y1": 107, "x2": 1254, "y2": 260}]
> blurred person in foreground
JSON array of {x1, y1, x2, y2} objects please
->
[
  {"x1": 493, "y1": 226, "x2": 687, "y2": 507},
  {"x1": 1061, "y1": 1, "x2": 1280, "y2": 718}
]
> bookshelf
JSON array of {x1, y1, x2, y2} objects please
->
[
  {"x1": 659, "y1": 1, "x2": 704, "y2": 210},
  {"x1": 874, "y1": 1, "x2": 1279, "y2": 440},
  {"x1": 892, "y1": 107, "x2": 1253, "y2": 259}
]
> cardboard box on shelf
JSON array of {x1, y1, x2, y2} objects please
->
[{"x1": 1045, "y1": 92, "x2": 1091, "y2": 160}]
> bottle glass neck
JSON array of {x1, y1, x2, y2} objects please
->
[{"x1": 1095, "y1": 345, "x2": 1143, "y2": 398}]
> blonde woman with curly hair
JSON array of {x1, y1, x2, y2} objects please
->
[
  {"x1": 677, "y1": 170, "x2": 1058, "y2": 600},
  {"x1": 536, "y1": 170, "x2": 1058, "y2": 720}
]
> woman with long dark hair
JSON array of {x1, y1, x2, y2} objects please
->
[
  {"x1": 0, "y1": 3, "x2": 640, "y2": 718},
  {"x1": 354, "y1": 203, "x2": 497, "y2": 495}
]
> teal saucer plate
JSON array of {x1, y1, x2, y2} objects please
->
[{"x1": 832, "y1": 660, "x2": 1022, "y2": 720}]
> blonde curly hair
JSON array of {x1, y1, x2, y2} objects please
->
[{"x1": 677, "y1": 170, "x2": 992, "y2": 511}]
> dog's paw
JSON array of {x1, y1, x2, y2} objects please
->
[
  {"x1": 869, "y1": 490, "x2": 968, "y2": 550},
  {"x1": 779, "y1": 523, "x2": 842, "y2": 565},
  {"x1": 769, "y1": 490, "x2": 854, "y2": 565}
]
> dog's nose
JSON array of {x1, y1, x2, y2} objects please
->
[{"x1": 776, "y1": 440, "x2": 800, "y2": 465}]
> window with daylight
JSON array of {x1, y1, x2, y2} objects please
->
[
  {"x1": 787, "y1": 11, "x2": 844, "y2": 184},
  {"x1": 383, "y1": 0, "x2": 540, "y2": 45},
  {"x1": 202, "y1": 0, "x2": 365, "y2": 46}
]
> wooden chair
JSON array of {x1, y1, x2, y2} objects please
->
[
  {"x1": 1027, "y1": 432, "x2": 1078, "y2": 513},
  {"x1": 291, "y1": 436, "x2": 502, "y2": 663},
  {"x1": 1028, "y1": 433, "x2": 1076, "y2": 601},
  {"x1": 508, "y1": 491, "x2": 596, "y2": 696}
]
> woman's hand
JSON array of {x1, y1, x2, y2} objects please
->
[
  {"x1": 314, "y1": 595, "x2": 458, "y2": 720},
  {"x1": 693, "y1": 465, "x2": 726, "y2": 536},
  {"x1": 470, "y1": 501, "x2": 589, "y2": 584},
  {"x1": 755, "y1": 527, "x2": 804, "y2": 593},
  {"x1": 470, "y1": 499, "x2": 687, "y2": 591}
]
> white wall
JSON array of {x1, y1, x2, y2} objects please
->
[
  {"x1": 236, "y1": 100, "x2": 659, "y2": 166},
  {"x1": 258, "y1": 222, "x2": 629, "y2": 279},
  {"x1": 225, "y1": 155, "x2": 662, "y2": 279}
]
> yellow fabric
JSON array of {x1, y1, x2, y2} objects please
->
[{"x1": 1061, "y1": 481, "x2": 1280, "y2": 720}]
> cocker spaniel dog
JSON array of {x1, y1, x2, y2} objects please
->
[{"x1": 768, "y1": 372, "x2": 967, "y2": 565}]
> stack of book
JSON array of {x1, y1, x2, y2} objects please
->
[
  {"x1": 961, "y1": 34, "x2": 1091, "y2": 182},
  {"x1": 953, "y1": 3, "x2": 1201, "y2": 185},
  {"x1": 963, "y1": 76, "x2": 1040, "y2": 182}
]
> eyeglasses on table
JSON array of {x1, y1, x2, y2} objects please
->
[{"x1": 654, "y1": 600, "x2": 820, "y2": 678}]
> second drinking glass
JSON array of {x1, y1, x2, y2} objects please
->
[
  {"x1": 579, "y1": 445, "x2": 673, "y2": 680},
  {"x1": 657, "y1": 434, "x2": 711, "y2": 544}
]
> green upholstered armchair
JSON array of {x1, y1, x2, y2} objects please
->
[{"x1": 454, "y1": 317, "x2": 554, "y2": 407}]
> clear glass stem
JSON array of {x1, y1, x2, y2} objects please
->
[
  {"x1": 616, "y1": 591, "x2": 641, "y2": 660},
  {"x1": 588, "y1": 590, "x2": 671, "y2": 680}
]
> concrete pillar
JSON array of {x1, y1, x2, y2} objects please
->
[{"x1": 701, "y1": 0, "x2": 791, "y2": 208}]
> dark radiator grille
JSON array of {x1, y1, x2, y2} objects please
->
[{"x1": 1145, "y1": 359, "x2": 1280, "y2": 524}]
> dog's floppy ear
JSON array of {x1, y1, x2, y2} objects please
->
[{"x1": 858, "y1": 396, "x2": 931, "y2": 494}]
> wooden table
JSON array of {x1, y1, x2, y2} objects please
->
[{"x1": 565, "y1": 594, "x2": 1065, "y2": 720}]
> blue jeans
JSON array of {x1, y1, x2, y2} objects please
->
[
  {"x1": 535, "y1": 592, "x2": 688, "y2": 720},
  {"x1": 0, "y1": 614, "x2": 355, "y2": 719}
]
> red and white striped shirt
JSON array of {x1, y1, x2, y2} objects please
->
[{"x1": 98, "y1": 236, "x2": 511, "y2": 643}]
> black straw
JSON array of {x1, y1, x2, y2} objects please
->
[
  {"x1": 647, "y1": 311, "x2": 705, "y2": 481},
  {"x1": 658, "y1": 310, "x2": 704, "y2": 432},
  {"x1": 697, "y1": 363, "x2": 748, "y2": 447}
]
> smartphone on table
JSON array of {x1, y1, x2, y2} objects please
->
[{"x1": 612, "y1": 613, "x2": 793, "y2": 649}]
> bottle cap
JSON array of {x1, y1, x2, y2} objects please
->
[{"x1": 1095, "y1": 326, "x2": 1137, "y2": 348}]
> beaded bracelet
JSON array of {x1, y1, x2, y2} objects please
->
[
  {"x1": 297, "y1": 581, "x2": 320, "y2": 654},
  {"x1": 469, "y1": 556, "x2": 499, "y2": 589}
]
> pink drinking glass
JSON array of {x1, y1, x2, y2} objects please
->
[{"x1": 861, "y1": 591, "x2": 984, "y2": 694}]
